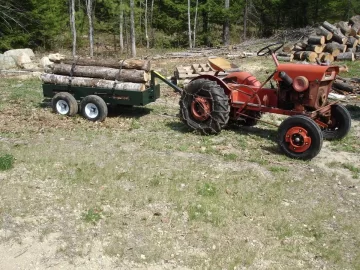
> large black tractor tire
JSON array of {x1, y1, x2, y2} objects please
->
[
  {"x1": 278, "y1": 115, "x2": 323, "y2": 160},
  {"x1": 179, "y1": 79, "x2": 230, "y2": 135},
  {"x1": 322, "y1": 104, "x2": 351, "y2": 140},
  {"x1": 80, "y1": 95, "x2": 108, "y2": 122},
  {"x1": 52, "y1": 92, "x2": 78, "y2": 116}
]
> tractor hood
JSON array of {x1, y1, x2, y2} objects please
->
[{"x1": 274, "y1": 64, "x2": 339, "y2": 82}]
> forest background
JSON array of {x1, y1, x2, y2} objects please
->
[{"x1": 0, "y1": 0, "x2": 360, "y2": 56}]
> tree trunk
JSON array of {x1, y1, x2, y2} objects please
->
[
  {"x1": 307, "y1": 35, "x2": 325, "y2": 45},
  {"x1": 85, "y1": 0, "x2": 94, "y2": 57},
  {"x1": 336, "y1": 21, "x2": 351, "y2": 36},
  {"x1": 130, "y1": 0, "x2": 136, "y2": 57},
  {"x1": 49, "y1": 64, "x2": 149, "y2": 82},
  {"x1": 303, "y1": 51, "x2": 317, "y2": 62},
  {"x1": 70, "y1": 0, "x2": 77, "y2": 58},
  {"x1": 187, "y1": 0, "x2": 192, "y2": 49},
  {"x1": 41, "y1": 73, "x2": 146, "y2": 91},
  {"x1": 193, "y1": 0, "x2": 198, "y2": 48},
  {"x1": 306, "y1": 44, "x2": 324, "y2": 53},
  {"x1": 145, "y1": 0, "x2": 149, "y2": 49},
  {"x1": 119, "y1": 0, "x2": 124, "y2": 54},
  {"x1": 316, "y1": 26, "x2": 333, "y2": 41},
  {"x1": 223, "y1": 0, "x2": 230, "y2": 46},
  {"x1": 336, "y1": 52, "x2": 355, "y2": 61},
  {"x1": 62, "y1": 58, "x2": 151, "y2": 70},
  {"x1": 150, "y1": 0, "x2": 154, "y2": 46},
  {"x1": 324, "y1": 43, "x2": 341, "y2": 56},
  {"x1": 322, "y1": 21, "x2": 337, "y2": 33},
  {"x1": 243, "y1": 0, "x2": 248, "y2": 40}
]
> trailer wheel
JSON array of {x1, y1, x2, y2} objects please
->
[
  {"x1": 322, "y1": 104, "x2": 351, "y2": 140},
  {"x1": 52, "y1": 92, "x2": 78, "y2": 116},
  {"x1": 179, "y1": 79, "x2": 230, "y2": 135},
  {"x1": 80, "y1": 95, "x2": 108, "y2": 122},
  {"x1": 278, "y1": 115, "x2": 323, "y2": 160}
]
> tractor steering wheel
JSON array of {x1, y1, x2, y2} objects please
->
[{"x1": 257, "y1": 42, "x2": 284, "y2": 56}]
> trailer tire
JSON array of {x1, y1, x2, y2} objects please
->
[
  {"x1": 322, "y1": 104, "x2": 351, "y2": 140},
  {"x1": 278, "y1": 115, "x2": 323, "y2": 160},
  {"x1": 80, "y1": 95, "x2": 108, "y2": 122},
  {"x1": 179, "y1": 79, "x2": 229, "y2": 135},
  {"x1": 52, "y1": 92, "x2": 78, "y2": 116}
]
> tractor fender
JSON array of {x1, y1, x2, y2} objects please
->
[
  {"x1": 190, "y1": 75, "x2": 231, "y2": 95},
  {"x1": 223, "y1": 72, "x2": 261, "y2": 87}
]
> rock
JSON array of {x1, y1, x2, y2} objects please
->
[
  {"x1": 40, "y1": 56, "x2": 53, "y2": 68},
  {"x1": 16, "y1": 53, "x2": 32, "y2": 68},
  {"x1": 4, "y1": 48, "x2": 35, "y2": 59},
  {"x1": 48, "y1": 53, "x2": 65, "y2": 62},
  {"x1": 0, "y1": 54, "x2": 17, "y2": 70}
]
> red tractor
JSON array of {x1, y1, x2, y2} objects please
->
[{"x1": 179, "y1": 42, "x2": 352, "y2": 160}]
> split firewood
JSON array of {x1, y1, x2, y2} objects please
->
[
  {"x1": 41, "y1": 73, "x2": 146, "y2": 91},
  {"x1": 338, "y1": 65, "x2": 349, "y2": 73},
  {"x1": 303, "y1": 51, "x2": 317, "y2": 62},
  {"x1": 47, "y1": 63, "x2": 149, "y2": 83},
  {"x1": 293, "y1": 51, "x2": 305, "y2": 61},
  {"x1": 346, "y1": 36, "x2": 359, "y2": 48},
  {"x1": 320, "y1": 53, "x2": 334, "y2": 63},
  {"x1": 62, "y1": 58, "x2": 151, "y2": 71}
]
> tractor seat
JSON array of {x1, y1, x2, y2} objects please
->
[{"x1": 208, "y1": 57, "x2": 241, "y2": 73}]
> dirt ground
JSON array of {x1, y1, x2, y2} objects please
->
[{"x1": 0, "y1": 55, "x2": 359, "y2": 269}]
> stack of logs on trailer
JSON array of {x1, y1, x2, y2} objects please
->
[
  {"x1": 41, "y1": 58, "x2": 151, "y2": 91},
  {"x1": 278, "y1": 15, "x2": 360, "y2": 63}
]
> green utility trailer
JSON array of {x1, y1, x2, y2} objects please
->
[{"x1": 42, "y1": 71, "x2": 182, "y2": 121}]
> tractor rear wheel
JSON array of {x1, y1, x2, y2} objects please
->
[
  {"x1": 278, "y1": 115, "x2": 323, "y2": 160},
  {"x1": 179, "y1": 79, "x2": 230, "y2": 135},
  {"x1": 322, "y1": 104, "x2": 351, "y2": 140}
]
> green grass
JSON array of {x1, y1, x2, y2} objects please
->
[
  {"x1": 0, "y1": 153, "x2": 14, "y2": 171},
  {"x1": 0, "y1": 62, "x2": 359, "y2": 269}
]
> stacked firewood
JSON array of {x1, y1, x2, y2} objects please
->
[
  {"x1": 278, "y1": 15, "x2": 360, "y2": 63},
  {"x1": 41, "y1": 58, "x2": 151, "y2": 91}
]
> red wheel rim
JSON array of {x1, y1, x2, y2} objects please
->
[
  {"x1": 191, "y1": 96, "x2": 211, "y2": 121},
  {"x1": 285, "y1": 126, "x2": 312, "y2": 153}
]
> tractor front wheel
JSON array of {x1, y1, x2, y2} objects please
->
[
  {"x1": 278, "y1": 115, "x2": 323, "y2": 160},
  {"x1": 179, "y1": 79, "x2": 230, "y2": 135},
  {"x1": 322, "y1": 104, "x2": 351, "y2": 140}
]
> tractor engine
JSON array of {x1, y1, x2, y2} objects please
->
[{"x1": 274, "y1": 65, "x2": 339, "y2": 111}]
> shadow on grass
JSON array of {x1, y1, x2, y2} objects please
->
[{"x1": 345, "y1": 104, "x2": 360, "y2": 121}]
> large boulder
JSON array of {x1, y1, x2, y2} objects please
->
[
  {"x1": 4, "y1": 48, "x2": 35, "y2": 60},
  {"x1": 16, "y1": 53, "x2": 32, "y2": 68},
  {"x1": 0, "y1": 54, "x2": 17, "y2": 70}
]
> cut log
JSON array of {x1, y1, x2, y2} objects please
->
[
  {"x1": 277, "y1": 52, "x2": 292, "y2": 57},
  {"x1": 306, "y1": 44, "x2": 324, "y2": 53},
  {"x1": 303, "y1": 51, "x2": 317, "y2": 62},
  {"x1": 333, "y1": 80, "x2": 354, "y2": 93},
  {"x1": 41, "y1": 73, "x2": 146, "y2": 91},
  {"x1": 277, "y1": 55, "x2": 293, "y2": 62},
  {"x1": 346, "y1": 36, "x2": 359, "y2": 48},
  {"x1": 337, "y1": 44, "x2": 347, "y2": 53},
  {"x1": 316, "y1": 26, "x2": 333, "y2": 41},
  {"x1": 346, "y1": 47, "x2": 357, "y2": 53},
  {"x1": 336, "y1": 52, "x2": 355, "y2": 61},
  {"x1": 323, "y1": 21, "x2": 338, "y2": 33},
  {"x1": 293, "y1": 51, "x2": 305, "y2": 61},
  {"x1": 47, "y1": 64, "x2": 149, "y2": 83},
  {"x1": 321, "y1": 53, "x2": 334, "y2": 63},
  {"x1": 323, "y1": 43, "x2": 341, "y2": 57},
  {"x1": 338, "y1": 65, "x2": 349, "y2": 73},
  {"x1": 293, "y1": 45, "x2": 306, "y2": 51},
  {"x1": 307, "y1": 35, "x2": 325, "y2": 45},
  {"x1": 332, "y1": 32, "x2": 348, "y2": 44},
  {"x1": 283, "y1": 43, "x2": 294, "y2": 53},
  {"x1": 336, "y1": 21, "x2": 352, "y2": 36},
  {"x1": 294, "y1": 42, "x2": 307, "y2": 49},
  {"x1": 62, "y1": 58, "x2": 151, "y2": 71}
]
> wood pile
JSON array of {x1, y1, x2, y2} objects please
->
[
  {"x1": 279, "y1": 15, "x2": 360, "y2": 63},
  {"x1": 41, "y1": 58, "x2": 151, "y2": 91}
]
